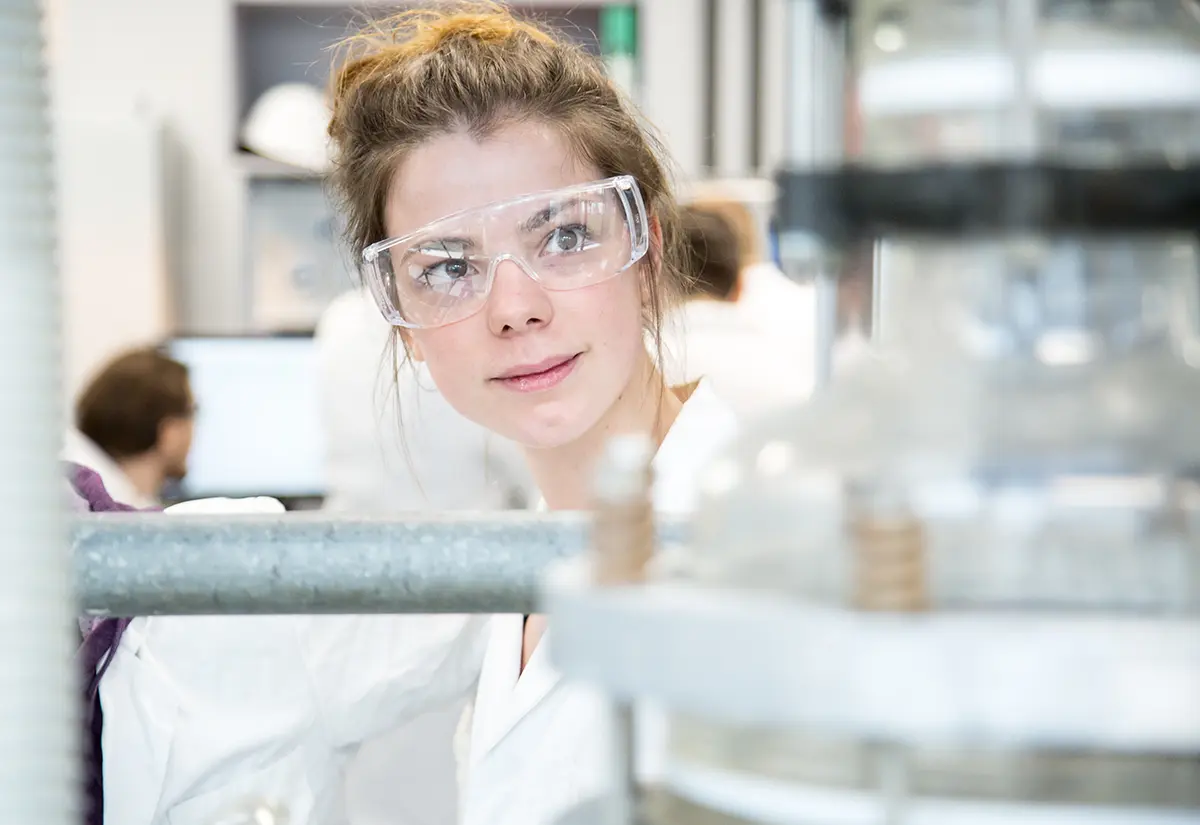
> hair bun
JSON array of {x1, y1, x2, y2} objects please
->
[
  {"x1": 411, "y1": 6, "x2": 553, "y2": 48},
  {"x1": 330, "y1": 2, "x2": 554, "y2": 117},
  {"x1": 359, "y1": 2, "x2": 553, "y2": 60}
]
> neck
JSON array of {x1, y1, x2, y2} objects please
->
[
  {"x1": 117, "y1": 453, "x2": 164, "y2": 503},
  {"x1": 523, "y1": 351, "x2": 683, "y2": 510}
]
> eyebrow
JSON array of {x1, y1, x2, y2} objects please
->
[{"x1": 519, "y1": 197, "x2": 585, "y2": 234}]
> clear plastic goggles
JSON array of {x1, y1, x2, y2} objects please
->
[{"x1": 362, "y1": 176, "x2": 650, "y2": 329}]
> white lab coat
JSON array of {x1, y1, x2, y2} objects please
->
[
  {"x1": 456, "y1": 379, "x2": 738, "y2": 825},
  {"x1": 100, "y1": 380, "x2": 737, "y2": 825},
  {"x1": 315, "y1": 289, "x2": 534, "y2": 514},
  {"x1": 102, "y1": 613, "x2": 489, "y2": 825},
  {"x1": 664, "y1": 264, "x2": 816, "y2": 423},
  {"x1": 62, "y1": 427, "x2": 159, "y2": 509}
]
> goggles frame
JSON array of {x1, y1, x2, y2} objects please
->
[{"x1": 361, "y1": 175, "x2": 650, "y2": 329}]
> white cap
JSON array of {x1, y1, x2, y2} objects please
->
[{"x1": 241, "y1": 83, "x2": 332, "y2": 173}]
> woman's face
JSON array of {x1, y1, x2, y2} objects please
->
[{"x1": 384, "y1": 122, "x2": 649, "y2": 449}]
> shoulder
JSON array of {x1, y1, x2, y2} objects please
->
[{"x1": 63, "y1": 460, "x2": 145, "y2": 512}]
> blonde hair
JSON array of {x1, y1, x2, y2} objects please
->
[{"x1": 327, "y1": 2, "x2": 688, "y2": 366}]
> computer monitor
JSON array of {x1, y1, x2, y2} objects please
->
[{"x1": 168, "y1": 336, "x2": 325, "y2": 500}]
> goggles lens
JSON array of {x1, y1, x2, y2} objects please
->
[{"x1": 362, "y1": 176, "x2": 649, "y2": 329}]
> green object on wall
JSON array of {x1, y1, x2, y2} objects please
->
[{"x1": 600, "y1": 4, "x2": 637, "y2": 58}]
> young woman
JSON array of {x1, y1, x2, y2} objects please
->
[{"x1": 100, "y1": 6, "x2": 737, "y2": 825}]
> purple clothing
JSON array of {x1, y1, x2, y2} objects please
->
[
  {"x1": 67, "y1": 462, "x2": 154, "y2": 825},
  {"x1": 67, "y1": 463, "x2": 140, "y2": 635},
  {"x1": 67, "y1": 462, "x2": 140, "y2": 514}
]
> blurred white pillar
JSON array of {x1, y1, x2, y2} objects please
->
[
  {"x1": 785, "y1": 0, "x2": 845, "y2": 169},
  {"x1": 714, "y1": 0, "x2": 754, "y2": 176},
  {"x1": 760, "y1": 0, "x2": 790, "y2": 174},
  {"x1": 639, "y1": 0, "x2": 708, "y2": 180},
  {"x1": 0, "y1": 2, "x2": 77, "y2": 824}
]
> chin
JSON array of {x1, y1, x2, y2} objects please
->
[{"x1": 492, "y1": 396, "x2": 602, "y2": 451}]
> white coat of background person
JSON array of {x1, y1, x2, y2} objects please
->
[
  {"x1": 664, "y1": 199, "x2": 817, "y2": 422},
  {"x1": 99, "y1": 8, "x2": 740, "y2": 825},
  {"x1": 314, "y1": 287, "x2": 534, "y2": 825}
]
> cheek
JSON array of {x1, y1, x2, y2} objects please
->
[
  {"x1": 161, "y1": 421, "x2": 192, "y2": 459},
  {"x1": 409, "y1": 325, "x2": 482, "y2": 405},
  {"x1": 579, "y1": 272, "x2": 647, "y2": 356}
]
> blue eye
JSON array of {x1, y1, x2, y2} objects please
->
[{"x1": 542, "y1": 225, "x2": 593, "y2": 256}]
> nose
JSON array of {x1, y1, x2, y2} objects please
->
[{"x1": 485, "y1": 256, "x2": 554, "y2": 336}]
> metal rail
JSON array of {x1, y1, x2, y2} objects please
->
[{"x1": 72, "y1": 513, "x2": 689, "y2": 616}]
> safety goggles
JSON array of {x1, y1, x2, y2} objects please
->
[{"x1": 362, "y1": 176, "x2": 650, "y2": 329}]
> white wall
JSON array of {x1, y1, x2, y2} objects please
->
[
  {"x1": 47, "y1": 0, "x2": 244, "y2": 345},
  {"x1": 54, "y1": 112, "x2": 174, "y2": 403}
]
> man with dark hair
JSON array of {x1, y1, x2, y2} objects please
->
[{"x1": 64, "y1": 348, "x2": 195, "y2": 507}]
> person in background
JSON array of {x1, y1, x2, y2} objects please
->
[
  {"x1": 680, "y1": 207, "x2": 744, "y2": 303},
  {"x1": 696, "y1": 196, "x2": 816, "y2": 404},
  {"x1": 63, "y1": 347, "x2": 196, "y2": 508},
  {"x1": 664, "y1": 203, "x2": 816, "y2": 421}
]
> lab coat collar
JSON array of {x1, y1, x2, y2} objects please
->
[{"x1": 470, "y1": 615, "x2": 565, "y2": 760}]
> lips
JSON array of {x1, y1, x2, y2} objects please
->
[
  {"x1": 492, "y1": 353, "x2": 581, "y2": 393},
  {"x1": 495, "y1": 354, "x2": 578, "y2": 380}
]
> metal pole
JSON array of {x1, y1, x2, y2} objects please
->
[
  {"x1": 73, "y1": 513, "x2": 691, "y2": 616},
  {"x1": 0, "y1": 2, "x2": 76, "y2": 823},
  {"x1": 782, "y1": 0, "x2": 847, "y2": 390}
]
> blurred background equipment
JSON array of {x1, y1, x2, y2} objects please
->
[
  {"x1": 241, "y1": 82, "x2": 332, "y2": 173},
  {"x1": 600, "y1": 4, "x2": 640, "y2": 103},
  {"x1": 548, "y1": 1, "x2": 1200, "y2": 823}
]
